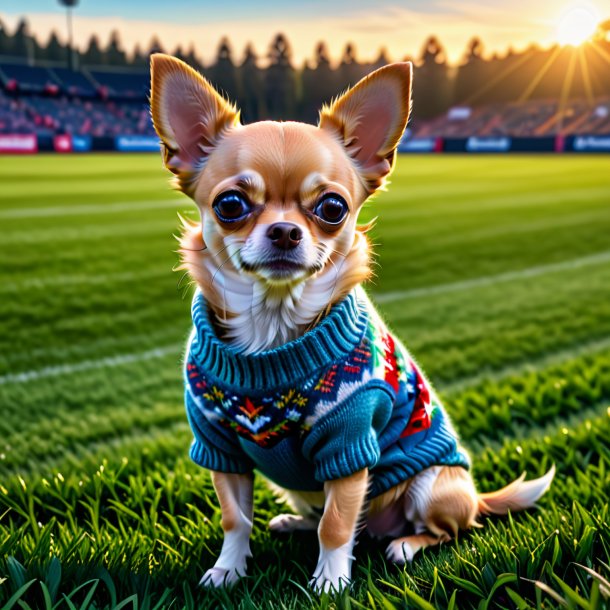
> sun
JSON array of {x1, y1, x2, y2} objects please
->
[{"x1": 557, "y1": 5, "x2": 600, "y2": 46}]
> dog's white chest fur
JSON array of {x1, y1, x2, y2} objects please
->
[{"x1": 206, "y1": 257, "x2": 350, "y2": 353}]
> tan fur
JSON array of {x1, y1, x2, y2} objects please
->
[
  {"x1": 150, "y1": 55, "x2": 409, "y2": 336},
  {"x1": 150, "y1": 54, "x2": 553, "y2": 590},
  {"x1": 368, "y1": 478, "x2": 414, "y2": 516},
  {"x1": 150, "y1": 53, "x2": 240, "y2": 195},
  {"x1": 477, "y1": 464, "x2": 556, "y2": 515},
  {"x1": 289, "y1": 464, "x2": 553, "y2": 559},
  {"x1": 390, "y1": 532, "x2": 447, "y2": 554},
  {"x1": 319, "y1": 469, "x2": 369, "y2": 549},
  {"x1": 319, "y1": 62, "x2": 412, "y2": 193},
  {"x1": 211, "y1": 471, "x2": 253, "y2": 532},
  {"x1": 425, "y1": 467, "x2": 479, "y2": 537}
]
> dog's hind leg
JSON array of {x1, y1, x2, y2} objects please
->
[
  {"x1": 268, "y1": 489, "x2": 325, "y2": 533},
  {"x1": 385, "y1": 466, "x2": 479, "y2": 565},
  {"x1": 385, "y1": 464, "x2": 556, "y2": 564},
  {"x1": 386, "y1": 532, "x2": 447, "y2": 563}
]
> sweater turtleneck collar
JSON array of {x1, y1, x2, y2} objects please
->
[{"x1": 188, "y1": 288, "x2": 369, "y2": 390}]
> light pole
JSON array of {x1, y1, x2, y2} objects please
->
[{"x1": 58, "y1": 0, "x2": 79, "y2": 70}]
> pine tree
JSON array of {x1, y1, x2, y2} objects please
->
[
  {"x1": 148, "y1": 36, "x2": 165, "y2": 57},
  {"x1": 45, "y1": 31, "x2": 67, "y2": 63},
  {"x1": 0, "y1": 18, "x2": 10, "y2": 57},
  {"x1": 413, "y1": 36, "x2": 451, "y2": 119},
  {"x1": 82, "y1": 34, "x2": 104, "y2": 66},
  {"x1": 239, "y1": 43, "x2": 263, "y2": 123},
  {"x1": 301, "y1": 42, "x2": 336, "y2": 123},
  {"x1": 337, "y1": 42, "x2": 363, "y2": 90},
  {"x1": 264, "y1": 33, "x2": 297, "y2": 120},
  {"x1": 454, "y1": 37, "x2": 488, "y2": 105},
  {"x1": 11, "y1": 18, "x2": 35, "y2": 61},
  {"x1": 131, "y1": 44, "x2": 147, "y2": 68},
  {"x1": 210, "y1": 37, "x2": 239, "y2": 102},
  {"x1": 183, "y1": 44, "x2": 203, "y2": 72},
  {"x1": 105, "y1": 30, "x2": 126, "y2": 66}
]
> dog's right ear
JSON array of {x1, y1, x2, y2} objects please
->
[
  {"x1": 319, "y1": 62, "x2": 412, "y2": 194},
  {"x1": 150, "y1": 53, "x2": 240, "y2": 194}
]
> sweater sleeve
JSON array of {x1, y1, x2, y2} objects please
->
[
  {"x1": 185, "y1": 388, "x2": 255, "y2": 474},
  {"x1": 302, "y1": 382, "x2": 394, "y2": 482}
]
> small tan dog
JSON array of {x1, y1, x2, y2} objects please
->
[{"x1": 149, "y1": 54, "x2": 554, "y2": 593}]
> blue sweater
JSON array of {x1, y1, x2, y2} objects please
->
[{"x1": 184, "y1": 289, "x2": 469, "y2": 498}]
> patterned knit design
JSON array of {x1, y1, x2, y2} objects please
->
[{"x1": 185, "y1": 288, "x2": 470, "y2": 498}]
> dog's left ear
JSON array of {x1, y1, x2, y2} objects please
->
[
  {"x1": 150, "y1": 53, "x2": 240, "y2": 194},
  {"x1": 319, "y1": 62, "x2": 412, "y2": 193}
]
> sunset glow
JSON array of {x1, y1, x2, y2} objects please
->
[{"x1": 557, "y1": 6, "x2": 599, "y2": 46}]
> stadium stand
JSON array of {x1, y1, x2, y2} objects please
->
[
  {"x1": 0, "y1": 88, "x2": 38, "y2": 133},
  {"x1": 87, "y1": 69, "x2": 150, "y2": 99},
  {"x1": 0, "y1": 61, "x2": 58, "y2": 93},
  {"x1": 0, "y1": 61, "x2": 154, "y2": 137},
  {"x1": 0, "y1": 60, "x2": 608, "y2": 148},
  {"x1": 410, "y1": 98, "x2": 610, "y2": 138},
  {"x1": 50, "y1": 67, "x2": 97, "y2": 97}
]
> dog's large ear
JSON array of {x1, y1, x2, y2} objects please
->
[
  {"x1": 319, "y1": 62, "x2": 412, "y2": 193},
  {"x1": 150, "y1": 53, "x2": 240, "y2": 194}
]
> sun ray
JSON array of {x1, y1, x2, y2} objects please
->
[
  {"x1": 465, "y1": 51, "x2": 534, "y2": 105},
  {"x1": 589, "y1": 39, "x2": 610, "y2": 67},
  {"x1": 556, "y1": 49, "x2": 579, "y2": 134},
  {"x1": 577, "y1": 45, "x2": 595, "y2": 105},
  {"x1": 517, "y1": 45, "x2": 562, "y2": 103}
]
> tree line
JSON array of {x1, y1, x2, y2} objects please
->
[{"x1": 1, "y1": 16, "x2": 609, "y2": 122}]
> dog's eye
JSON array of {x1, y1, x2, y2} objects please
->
[
  {"x1": 313, "y1": 194, "x2": 349, "y2": 226},
  {"x1": 213, "y1": 191, "x2": 251, "y2": 223}
]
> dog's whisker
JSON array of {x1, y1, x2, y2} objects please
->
[
  {"x1": 179, "y1": 221, "x2": 245, "y2": 253},
  {"x1": 210, "y1": 247, "x2": 244, "y2": 322},
  {"x1": 328, "y1": 251, "x2": 349, "y2": 307},
  {"x1": 176, "y1": 270, "x2": 191, "y2": 291}
]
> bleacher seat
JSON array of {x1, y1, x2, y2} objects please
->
[
  {"x1": 50, "y1": 68, "x2": 97, "y2": 97},
  {"x1": 0, "y1": 62, "x2": 58, "y2": 94},
  {"x1": 87, "y1": 69, "x2": 150, "y2": 99},
  {"x1": 410, "y1": 98, "x2": 610, "y2": 138}
]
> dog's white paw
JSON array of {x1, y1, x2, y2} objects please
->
[
  {"x1": 310, "y1": 542, "x2": 353, "y2": 594},
  {"x1": 385, "y1": 539, "x2": 415, "y2": 564},
  {"x1": 200, "y1": 528, "x2": 251, "y2": 588},
  {"x1": 199, "y1": 566, "x2": 243, "y2": 588},
  {"x1": 269, "y1": 513, "x2": 317, "y2": 533}
]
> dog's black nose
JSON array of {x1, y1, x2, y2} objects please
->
[{"x1": 266, "y1": 222, "x2": 303, "y2": 250}]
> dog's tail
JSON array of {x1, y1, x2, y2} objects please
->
[{"x1": 478, "y1": 465, "x2": 555, "y2": 515}]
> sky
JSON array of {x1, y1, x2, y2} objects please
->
[{"x1": 1, "y1": 0, "x2": 609, "y2": 65}]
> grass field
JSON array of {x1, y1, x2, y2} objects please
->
[{"x1": 1, "y1": 153, "x2": 609, "y2": 609}]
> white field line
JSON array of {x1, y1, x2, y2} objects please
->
[
  {"x1": 1, "y1": 218, "x2": 178, "y2": 246},
  {"x1": 439, "y1": 334, "x2": 610, "y2": 395},
  {"x1": 0, "y1": 198, "x2": 184, "y2": 219},
  {"x1": 2, "y1": 326, "x2": 182, "y2": 368},
  {"x1": 374, "y1": 249, "x2": 610, "y2": 304},
  {"x1": 382, "y1": 185, "x2": 610, "y2": 221},
  {"x1": 381, "y1": 206, "x2": 610, "y2": 243},
  {"x1": 2, "y1": 250, "x2": 610, "y2": 386},
  {"x1": 1, "y1": 268, "x2": 172, "y2": 293},
  {"x1": 0, "y1": 344, "x2": 181, "y2": 386}
]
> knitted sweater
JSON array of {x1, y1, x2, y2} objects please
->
[{"x1": 184, "y1": 288, "x2": 470, "y2": 498}]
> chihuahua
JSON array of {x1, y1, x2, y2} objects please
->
[{"x1": 149, "y1": 54, "x2": 554, "y2": 593}]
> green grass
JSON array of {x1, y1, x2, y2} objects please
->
[{"x1": 1, "y1": 154, "x2": 609, "y2": 609}]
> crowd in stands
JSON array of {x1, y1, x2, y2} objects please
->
[
  {"x1": 0, "y1": 88, "x2": 154, "y2": 137},
  {"x1": 0, "y1": 60, "x2": 155, "y2": 137},
  {"x1": 0, "y1": 23, "x2": 610, "y2": 138},
  {"x1": 412, "y1": 98, "x2": 610, "y2": 139},
  {"x1": 2, "y1": 84, "x2": 608, "y2": 141}
]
